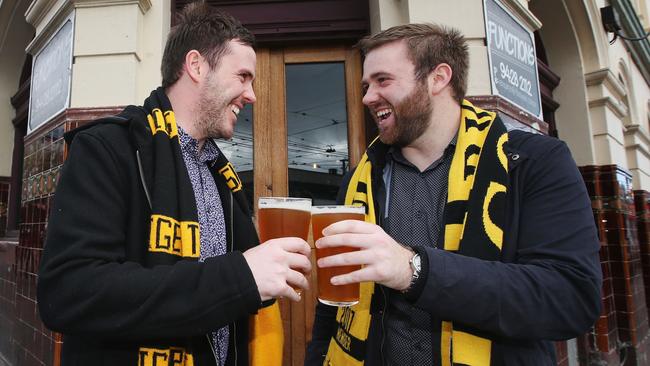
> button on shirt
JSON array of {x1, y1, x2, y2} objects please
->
[
  {"x1": 178, "y1": 127, "x2": 229, "y2": 366},
  {"x1": 383, "y1": 137, "x2": 456, "y2": 366}
]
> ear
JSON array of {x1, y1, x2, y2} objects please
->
[
  {"x1": 184, "y1": 50, "x2": 204, "y2": 83},
  {"x1": 426, "y1": 63, "x2": 453, "y2": 96}
]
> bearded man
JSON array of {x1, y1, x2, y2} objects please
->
[
  {"x1": 37, "y1": 3, "x2": 311, "y2": 366},
  {"x1": 306, "y1": 24, "x2": 602, "y2": 366}
]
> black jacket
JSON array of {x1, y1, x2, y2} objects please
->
[
  {"x1": 306, "y1": 130, "x2": 602, "y2": 365},
  {"x1": 37, "y1": 107, "x2": 262, "y2": 366}
]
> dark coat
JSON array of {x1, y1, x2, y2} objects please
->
[
  {"x1": 37, "y1": 107, "x2": 262, "y2": 366},
  {"x1": 306, "y1": 130, "x2": 603, "y2": 365}
]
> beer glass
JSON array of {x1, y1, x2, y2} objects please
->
[
  {"x1": 257, "y1": 197, "x2": 312, "y2": 294},
  {"x1": 312, "y1": 205, "x2": 365, "y2": 306}
]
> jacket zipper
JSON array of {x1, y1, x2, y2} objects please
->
[
  {"x1": 136, "y1": 150, "x2": 152, "y2": 210},
  {"x1": 207, "y1": 334, "x2": 220, "y2": 365},
  {"x1": 230, "y1": 192, "x2": 238, "y2": 365},
  {"x1": 376, "y1": 196, "x2": 388, "y2": 366},
  {"x1": 379, "y1": 286, "x2": 388, "y2": 365}
]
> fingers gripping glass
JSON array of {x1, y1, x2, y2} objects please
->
[
  {"x1": 258, "y1": 197, "x2": 312, "y2": 296},
  {"x1": 312, "y1": 205, "x2": 365, "y2": 307}
]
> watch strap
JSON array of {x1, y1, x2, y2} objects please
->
[{"x1": 403, "y1": 246, "x2": 429, "y2": 302}]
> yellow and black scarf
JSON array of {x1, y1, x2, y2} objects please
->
[
  {"x1": 325, "y1": 100, "x2": 509, "y2": 366},
  {"x1": 131, "y1": 87, "x2": 283, "y2": 366}
]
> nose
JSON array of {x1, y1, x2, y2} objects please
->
[
  {"x1": 244, "y1": 83, "x2": 256, "y2": 104},
  {"x1": 362, "y1": 84, "x2": 378, "y2": 106}
]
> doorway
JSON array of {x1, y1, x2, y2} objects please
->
[{"x1": 216, "y1": 44, "x2": 366, "y2": 365}]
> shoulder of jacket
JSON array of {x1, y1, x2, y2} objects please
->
[
  {"x1": 507, "y1": 129, "x2": 567, "y2": 161},
  {"x1": 63, "y1": 105, "x2": 145, "y2": 145}
]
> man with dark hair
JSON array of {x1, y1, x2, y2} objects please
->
[
  {"x1": 306, "y1": 23, "x2": 602, "y2": 365},
  {"x1": 37, "y1": 3, "x2": 310, "y2": 366}
]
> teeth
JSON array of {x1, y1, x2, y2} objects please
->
[
  {"x1": 376, "y1": 109, "x2": 392, "y2": 118},
  {"x1": 232, "y1": 105, "x2": 240, "y2": 116}
]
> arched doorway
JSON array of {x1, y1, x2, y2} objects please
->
[{"x1": 529, "y1": 0, "x2": 601, "y2": 166}]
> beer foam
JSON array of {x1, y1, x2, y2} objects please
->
[
  {"x1": 258, "y1": 198, "x2": 311, "y2": 212},
  {"x1": 311, "y1": 205, "x2": 366, "y2": 215}
]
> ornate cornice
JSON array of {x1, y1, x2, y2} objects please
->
[
  {"x1": 492, "y1": 0, "x2": 542, "y2": 31},
  {"x1": 585, "y1": 68, "x2": 627, "y2": 99},
  {"x1": 26, "y1": 0, "x2": 151, "y2": 54},
  {"x1": 588, "y1": 97, "x2": 629, "y2": 119}
]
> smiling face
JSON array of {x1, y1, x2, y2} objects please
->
[
  {"x1": 361, "y1": 40, "x2": 433, "y2": 147},
  {"x1": 196, "y1": 39, "x2": 256, "y2": 140}
]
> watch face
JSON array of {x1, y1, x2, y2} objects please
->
[{"x1": 413, "y1": 254, "x2": 421, "y2": 271}]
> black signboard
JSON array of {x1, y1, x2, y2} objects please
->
[
  {"x1": 484, "y1": 0, "x2": 541, "y2": 118},
  {"x1": 29, "y1": 17, "x2": 74, "y2": 133}
]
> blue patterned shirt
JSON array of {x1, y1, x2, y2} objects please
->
[{"x1": 178, "y1": 127, "x2": 229, "y2": 366}]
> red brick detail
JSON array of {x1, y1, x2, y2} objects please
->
[
  {"x1": 555, "y1": 341, "x2": 568, "y2": 366},
  {"x1": 7, "y1": 106, "x2": 123, "y2": 366},
  {"x1": 580, "y1": 165, "x2": 650, "y2": 365}
]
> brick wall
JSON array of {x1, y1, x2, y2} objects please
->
[
  {"x1": 0, "y1": 179, "x2": 9, "y2": 237},
  {"x1": 580, "y1": 165, "x2": 650, "y2": 365},
  {"x1": 556, "y1": 341, "x2": 568, "y2": 366},
  {"x1": 0, "y1": 240, "x2": 17, "y2": 365},
  {"x1": 634, "y1": 191, "x2": 650, "y2": 332},
  {"x1": 4, "y1": 107, "x2": 121, "y2": 366},
  {"x1": 580, "y1": 165, "x2": 622, "y2": 364},
  {"x1": 13, "y1": 123, "x2": 65, "y2": 366}
]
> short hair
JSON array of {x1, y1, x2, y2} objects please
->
[
  {"x1": 355, "y1": 23, "x2": 469, "y2": 103},
  {"x1": 161, "y1": 2, "x2": 255, "y2": 88}
]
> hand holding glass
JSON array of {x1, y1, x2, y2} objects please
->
[
  {"x1": 312, "y1": 205, "x2": 366, "y2": 307},
  {"x1": 257, "y1": 197, "x2": 312, "y2": 296}
]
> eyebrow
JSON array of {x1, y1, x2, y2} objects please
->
[{"x1": 361, "y1": 71, "x2": 391, "y2": 86}]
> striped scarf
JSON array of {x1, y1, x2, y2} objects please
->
[{"x1": 324, "y1": 100, "x2": 509, "y2": 365}]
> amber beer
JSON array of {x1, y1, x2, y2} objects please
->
[
  {"x1": 258, "y1": 197, "x2": 312, "y2": 294},
  {"x1": 258, "y1": 197, "x2": 312, "y2": 242},
  {"x1": 312, "y1": 205, "x2": 365, "y2": 306}
]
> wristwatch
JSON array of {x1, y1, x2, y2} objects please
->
[{"x1": 403, "y1": 251, "x2": 421, "y2": 292}]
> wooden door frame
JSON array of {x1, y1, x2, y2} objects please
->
[{"x1": 252, "y1": 44, "x2": 365, "y2": 365}]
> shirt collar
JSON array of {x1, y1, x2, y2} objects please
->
[
  {"x1": 178, "y1": 126, "x2": 220, "y2": 163},
  {"x1": 387, "y1": 132, "x2": 458, "y2": 170}
]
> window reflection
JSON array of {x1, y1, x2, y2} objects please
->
[{"x1": 286, "y1": 63, "x2": 349, "y2": 204}]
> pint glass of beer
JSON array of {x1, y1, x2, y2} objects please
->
[
  {"x1": 258, "y1": 197, "x2": 312, "y2": 242},
  {"x1": 312, "y1": 205, "x2": 366, "y2": 306},
  {"x1": 258, "y1": 197, "x2": 312, "y2": 293}
]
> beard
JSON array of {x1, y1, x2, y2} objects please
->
[
  {"x1": 196, "y1": 74, "x2": 233, "y2": 140},
  {"x1": 378, "y1": 81, "x2": 432, "y2": 147}
]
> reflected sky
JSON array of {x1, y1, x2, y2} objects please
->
[{"x1": 216, "y1": 62, "x2": 350, "y2": 176}]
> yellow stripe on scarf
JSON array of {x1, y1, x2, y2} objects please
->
[{"x1": 249, "y1": 302, "x2": 283, "y2": 366}]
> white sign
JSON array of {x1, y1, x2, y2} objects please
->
[
  {"x1": 29, "y1": 16, "x2": 74, "y2": 133},
  {"x1": 484, "y1": 0, "x2": 542, "y2": 119}
]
